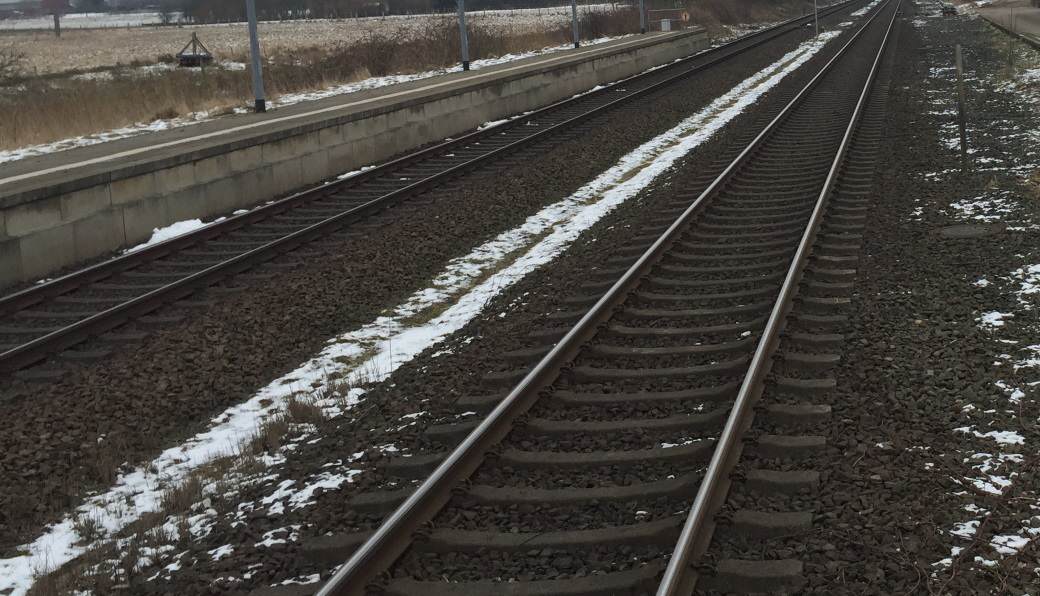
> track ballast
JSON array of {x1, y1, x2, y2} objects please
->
[
  {"x1": 314, "y1": 1, "x2": 899, "y2": 594},
  {"x1": 0, "y1": 1, "x2": 861, "y2": 379}
]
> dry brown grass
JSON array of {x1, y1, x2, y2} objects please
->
[
  {"x1": 0, "y1": 11, "x2": 637, "y2": 151},
  {"x1": 0, "y1": 44, "x2": 25, "y2": 83},
  {"x1": 158, "y1": 475, "x2": 206, "y2": 516},
  {"x1": 25, "y1": 385, "x2": 349, "y2": 594},
  {"x1": 250, "y1": 393, "x2": 330, "y2": 452}
]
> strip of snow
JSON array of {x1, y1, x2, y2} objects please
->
[
  {"x1": 478, "y1": 119, "x2": 511, "y2": 131},
  {"x1": 980, "y1": 430, "x2": 1025, "y2": 445},
  {"x1": 851, "y1": 0, "x2": 883, "y2": 17},
  {"x1": 0, "y1": 5, "x2": 616, "y2": 30},
  {"x1": 123, "y1": 219, "x2": 208, "y2": 253},
  {"x1": 279, "y1": 573, "x2": 322, "y2": 586},
  {"x1": 0, "y1": 30, "x2": 841, "y2": 596},
  {"x1": 0, "y1": 11, "x2": 179, "y2": 29},
  {"x1": 120, "y1": 209, "x2": 250, "y2": 254},
  {"x1": 0, "y1": 112, "x2": 216, "y2": 165},
  {"x1": 0, "y1": 36, "x2": 621, "y2": 166}
]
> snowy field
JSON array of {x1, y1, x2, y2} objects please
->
[
  {"x1": 0, "y1": 29, "x2": 844, "y2": 595},
  {"x1": 0, "y1": 5, "x2": 614, "y2": 30},
  {"x1": 0, "y1": 10, "x2": 172, "y2": 29}
]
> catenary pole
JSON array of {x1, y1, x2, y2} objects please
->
[
  {"x1": 639, "y1": 0, "x2": 646, "y2": 33},
  {"x1": 571, "y1": 0, "x2": 580, "y2": 48},
  {"x1": 245, "y1": 0, "x2": 267, "y2": 113},
  {"x1": 814, "y1": 0, "x2": 819, "y2": 37},
  {"x1": 955, "y1": 44, "x2": 968, "y2": 169},
  {"x1": 458, "y1": 0, "x2": 471, "y2": 70}
]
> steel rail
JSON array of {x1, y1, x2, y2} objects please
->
[
  {"x1": 0, "y1": 2, "x2": 860, "y2": 374},
  {"x1": 0, "y1": 3, "x2": 852, "y2": 320},
  {"x1": 656, "y1": 1, "x2": 900, "y2": 593},
  {"x1": 316, "y1": 2, "x2": 893, "y2": 594}
]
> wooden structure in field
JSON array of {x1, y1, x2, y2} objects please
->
[{"x1": 177, "y1": 32, "x2": 214, "y2": 67}]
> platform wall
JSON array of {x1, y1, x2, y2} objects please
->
[{"x1": 0, "y1": 29, "x2": 708, "y2": 289}]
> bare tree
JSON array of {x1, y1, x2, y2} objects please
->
[{"x1": 42, "y1": 0, "x2": 70, "y2": 38}]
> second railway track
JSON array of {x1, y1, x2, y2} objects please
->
[
  {"x1": 312, "y1": 1, "x2": 900, "y2": 594},
  {"x1": 0, "y1": 1, "x2": 865, "y2": 378}
]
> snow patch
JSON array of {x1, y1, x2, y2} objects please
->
[
  {"x1": 208, "y1": 544, "x2": 234, "y2": 561},
  {"x1": 478, "y1": 119, "x2": 510, "y2": 130},
  {"x1": 953, "y1": 426, "x2": 1025, "y2": 445},
  {"x1": 124, "y1": 219, "x2": 209, "y2": 253},
  {"x1": 851, "y1": 0, "x2": 883, "y2": 17},
  {"x1": 978, "y1": 311, "x2": 1012, "y2": 328}
]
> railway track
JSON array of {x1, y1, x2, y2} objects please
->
[
  {"x1": 0, "y1": 1, "x2": 865, "y2": 378},
  {"x1": 309, "y1": 1, "x2": 899, "y2": 594}
]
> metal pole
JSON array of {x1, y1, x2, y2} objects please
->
[
  {"x1": 571, "y1": 0, "x2": 579, "y2": 48},
  {"x1": 955, "y1": 44, "x2": 968, "y2": 169},
  {"x1": 639, "y1": 0, "x2": 646, "y2": 33},
  {"x1": 814, "y1": 0, "x2": 819, "y2": 37},
  {"x1": 245, "y1": 0, "x2": 266, "y2": 113},
  {"x1": 458, "y1": 0, "x2": 470, "y2": 71}
]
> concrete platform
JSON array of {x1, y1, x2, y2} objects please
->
[
  {"x1": 0, "y1": 29, "x2": 709, "y2": 290},
  {"x1": 978, "y1": 2, "x2": 1040, "y2": 47}
]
